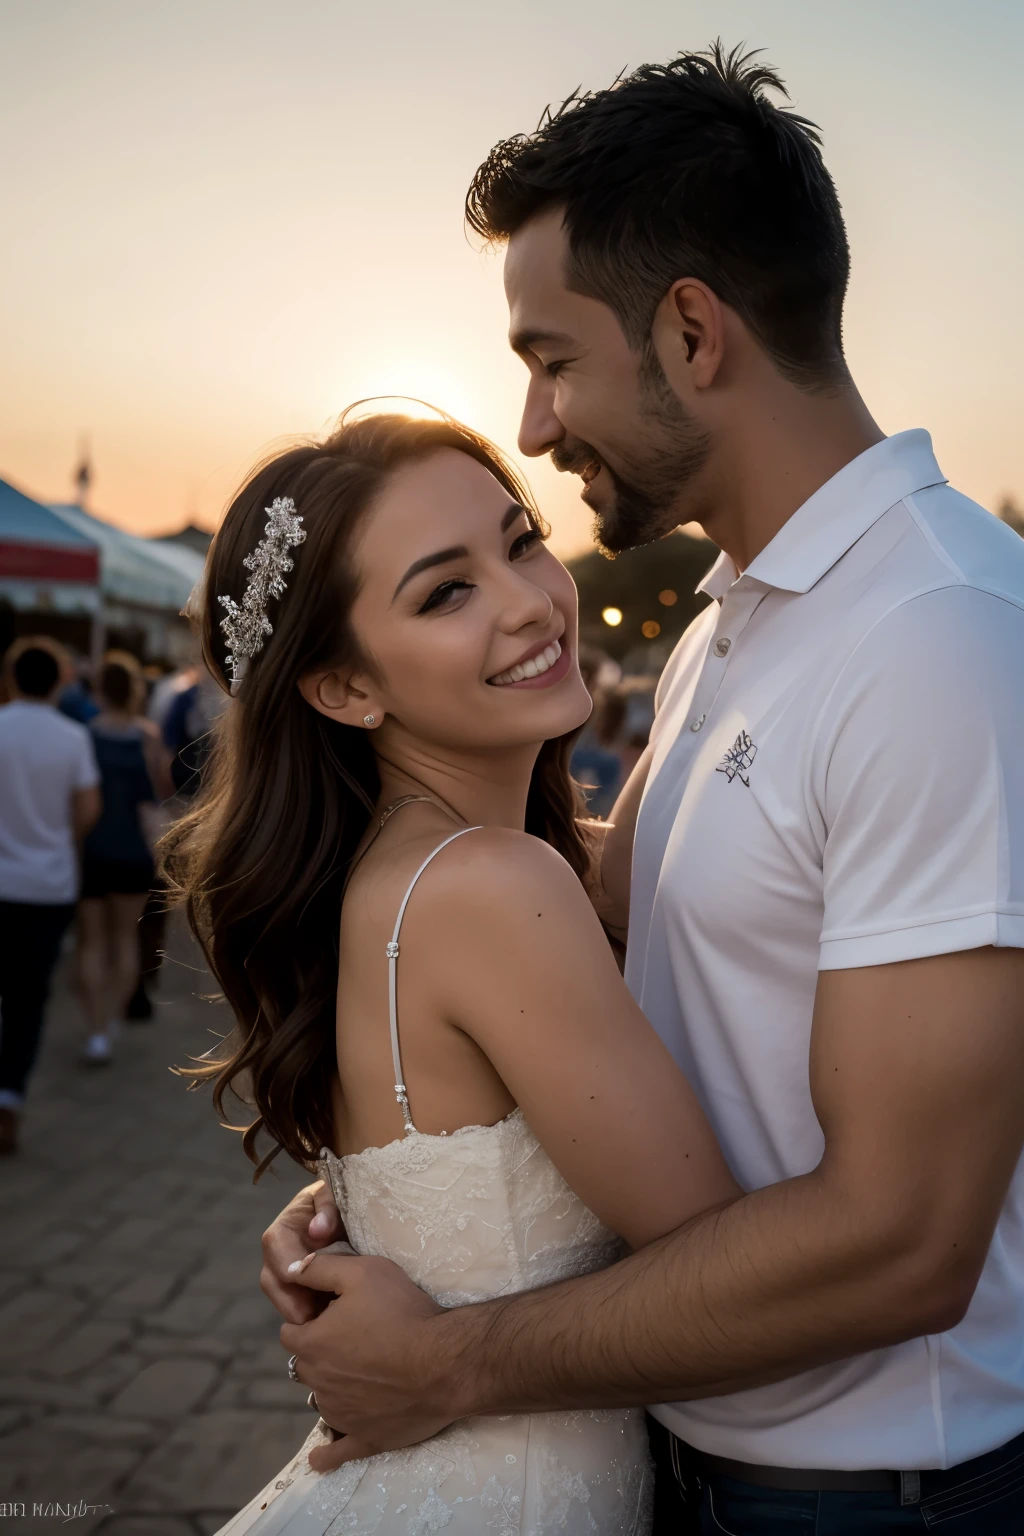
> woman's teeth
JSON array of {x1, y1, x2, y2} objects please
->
[{"x1": 489, "y1": 640, "x2": 562, "y2": 686}]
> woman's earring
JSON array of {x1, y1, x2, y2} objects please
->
[{"x1": 363, "y1": 714, "x2": 375, "y2": 727}]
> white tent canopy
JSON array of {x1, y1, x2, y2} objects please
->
[
  {"x1": 48, "y1": 503, "x2": 205, "y2": 612},
  {"x1": 0, "y1": 477, "x2": 101, "y2": 614}
]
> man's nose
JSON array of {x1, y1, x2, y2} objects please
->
[{"x1": 518, "y1": 374, "x2": 564, "y2": 459}]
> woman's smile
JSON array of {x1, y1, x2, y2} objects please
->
[{"x1": 487, "y1": 635, "x2": 572, "y2": 689}]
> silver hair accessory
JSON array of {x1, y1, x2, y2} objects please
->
[{"x1": 218, "y1": 497, "x2": 306, "y2": 696}]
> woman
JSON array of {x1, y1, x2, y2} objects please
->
[
  {"x1": 77, "y1": 652, "x2": 173, "y2": 1064},
  {"x1": 164, "y1": 410, "x2": 739, "y2": 1534}
]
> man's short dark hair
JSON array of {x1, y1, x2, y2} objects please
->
[
  {"x1": 466, "y1": 43, "x2": 850, "y2": 392},
  {"x1": 12, "y1": 643, "x2": 61, "y2": 698}
]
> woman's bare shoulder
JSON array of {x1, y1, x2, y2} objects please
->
[
  {"x1": 342, "y1": 824, "x2": 596, "y2": 964},
  {"x1": 423, "y1": 826, "x2": 596, "y2": 931}
]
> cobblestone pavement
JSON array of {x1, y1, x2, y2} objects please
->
[{"x1": 0, "y1": 917, "x2": 313, "y2": 1536}]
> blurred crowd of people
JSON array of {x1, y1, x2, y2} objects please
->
[{"x1": 0, "y1": 635, "x2": 223, "y2": 1155}]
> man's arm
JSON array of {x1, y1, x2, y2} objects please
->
[
  {"x1": 587, "y1": 743, "x2": 654, "y2": 942},
  {"x1": 284, "y1": 945, "x2": 1024, "y2": 1467}
]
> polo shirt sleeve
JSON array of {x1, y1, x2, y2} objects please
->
[
  {"x1": 73, "y1": 725, "x2": 101, "y2": 791},
  {"x1": 817, "y1": 583, "x2": 1024, "y2": 970}
]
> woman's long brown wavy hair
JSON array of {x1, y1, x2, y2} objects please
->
[{"x1": 162, "y1": 409, "x2": 589, "y2": 1177}]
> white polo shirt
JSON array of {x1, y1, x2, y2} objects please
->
[{"x1": 627, "y1": 430, "x2": 1024, "y2": 1470}]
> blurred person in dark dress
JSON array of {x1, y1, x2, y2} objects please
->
[
  {"x1": 121, "y1": 661, "x2": 197, "y2": 1022},
  {"x1": 75, "y1": 653, "x2": 173, "y2": 1065}
]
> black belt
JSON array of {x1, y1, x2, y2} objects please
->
[
  {"x1": 698, "y1": 1452, "x2": 901, "y2": 1494},
  {"x1": 654, "y1": 1419, "x2": 1024, "y2": 1514},
  {"x1": 662, "y1": 1427, "x2": 920, "y2": 1502}
]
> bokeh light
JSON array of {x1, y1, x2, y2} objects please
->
[
  {"x1": 602, "y1": 606, "x2": 623, "y2": 627},
  {"x1": 642, "y1": 620, "x2": 662, "y2": 639}
]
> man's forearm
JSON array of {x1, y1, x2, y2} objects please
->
[{"x1": 434, "y1": 1171, "x2": 972, "y2": 1418}]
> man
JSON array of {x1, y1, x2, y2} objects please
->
[
  {"x1": 261, "y1": 46, "x2": 1024, "y2": 1532},
  {"x1": 0, "y1": 640, "x2": 100, "y2": 1154}
]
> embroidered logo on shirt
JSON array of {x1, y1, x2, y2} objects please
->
[{"x1": 716, "y1": 731, "x2": 758, "y2": 786}]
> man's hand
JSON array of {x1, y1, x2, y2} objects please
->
[
  {"x1": 280, "y1": 1252, "x2": 450, "y2": 1473},
  {"x1": 260, "y1": 1179, "x2": 344, "y2": 1324}
]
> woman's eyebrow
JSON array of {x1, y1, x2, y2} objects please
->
[
  {"x1": 391, "y1": 503, "x2": 527, "y2": 601},
  {"x1": 392, "y1": 546, "x2": 467, "y2": 601}
]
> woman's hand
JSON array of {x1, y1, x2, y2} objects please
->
[{"x1": 260, "y1": 1178, "x2": 344, "y2": 1324}]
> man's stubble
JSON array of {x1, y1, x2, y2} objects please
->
[{"x1": 555, "y1": 349, "x2": 712, "y2": 556}]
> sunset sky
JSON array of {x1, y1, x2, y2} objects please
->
[{"x1": 2, "y1": 0, "x2": 1021, "y2": 557}]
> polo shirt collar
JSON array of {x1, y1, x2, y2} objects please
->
[{"x1": 697, "y1": 429, "x2": 948, "y2": 600}]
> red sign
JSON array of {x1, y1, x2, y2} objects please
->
[{"x1": 0, "y1": 540, "x2": 100, "y2": 583}]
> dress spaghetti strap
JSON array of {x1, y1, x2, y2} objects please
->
[{"x1": 387, "y1": 826, "x2": 483, "y2": 1134}]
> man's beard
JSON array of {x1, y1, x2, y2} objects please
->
[{"x1": 552, "y1": 349, "x2": 711, "y2": 555}]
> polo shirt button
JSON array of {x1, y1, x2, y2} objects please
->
[
  {"x1": 714, "y1": 638, "x2": 732, "y2": 656},
  {"x1": 690, "y1": 714, "x2": 706, "y2": 732}
]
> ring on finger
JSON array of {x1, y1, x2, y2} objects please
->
[{"x1": 287, "y1": 1353, "x2": 300, "y2": 1382}]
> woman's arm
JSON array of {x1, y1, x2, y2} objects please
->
[
  {"x1": 282, "y1": 825, "x2": 740, "y2": 1473},
  {"x1": 426, "y1": 828, "x2": 740, "y2": 1249}
]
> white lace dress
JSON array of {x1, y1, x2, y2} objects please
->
[{"x1": 215, "y1": 829, "x2": 653, "y2": 1536}]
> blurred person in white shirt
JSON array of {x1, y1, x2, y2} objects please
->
[{"x1": 0, "y1": 638, "x2": 100, "y2": 1154}]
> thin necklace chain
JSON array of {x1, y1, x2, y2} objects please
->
[
  {"x1": 378, "y1": 794, "x2": 445, "y2": 830},
  {"x1": 343, "y1": 793, "x2": 466, "y2": 897},
  {"x1": 377, "y1": 791, "x2": 465, "y2": 831}
]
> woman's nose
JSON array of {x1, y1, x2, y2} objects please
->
[
  {"x1": 518, "y1": 373, "x2": 564, "y2": 459},
  {"x1": 497, "y1": 565, "x2": 556, "y2": 633}
]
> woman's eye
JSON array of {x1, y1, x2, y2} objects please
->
[
  {"x1": 417, "y1": 579, "x2": 472, "y2": 614},
  {"x1": 510, "y1": 529, "x2": 543, "y2": 560}
]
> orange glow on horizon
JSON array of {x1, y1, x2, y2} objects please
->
[{"x1": 1, "y1": 4, "x2": 1020, "y2": 560}]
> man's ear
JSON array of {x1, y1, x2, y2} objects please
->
[
  {"x1": 297, "y1": 667, "x2": 384, "y2": 730},
  {"x1": 650, "y1": 278, "x2": 725, "y2": 394}
]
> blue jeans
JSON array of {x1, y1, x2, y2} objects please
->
[{"x1": 698, "y1": 1446, "x2": 1024, "y2": 1533}]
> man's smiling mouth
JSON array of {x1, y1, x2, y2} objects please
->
[{"x1": 579, "y1": 461, "x2": 601, "y2": 486}]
